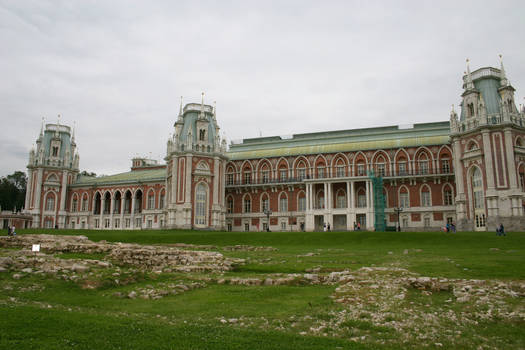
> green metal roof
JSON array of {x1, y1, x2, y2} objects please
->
[
  {"x1": 72, "y1": 168, "x2": 166, "y2": 187},
  {"x1": 227, "y1": 122, "x2": 450, "y2": 160}
]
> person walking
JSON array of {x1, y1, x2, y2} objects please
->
[
  {"x1": 323, "y1": 223, "x2": 327, "y2": 232},
  {"x1": 7, "y1": 225, "x2": 11, "y2": 236},
  {"x1": 327, "y1": 223, "x2": 331, "y2": 232}
]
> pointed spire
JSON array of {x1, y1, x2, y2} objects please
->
[
  {"x1": 499, "y1": 54, "x2": 509, "y2": 86},
  {"x1": 199, "y1": 92, "x2": 205, "y2": 120},
  {"x1": 39, "y1": 117, "x2": 45, "y2": 137},
  {"x1": 55, "y1": 114, "x2": 61, "y2": 137},
  {"x1": 179, "y1": 96, "x2": 183, "y2": 116},
  {"x1": 71, "y1": 121, "x2": 76, "y2": 142},
  {"x1": 465, "y1": 58, "x2": 474, "y2": 90},
  {"x1": 213, "y1": 101, "x2": 217, "y2": 121}
]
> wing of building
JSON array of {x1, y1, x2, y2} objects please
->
[{"x1": 23, "y1": 61, "x2": 525, "y2": 232}]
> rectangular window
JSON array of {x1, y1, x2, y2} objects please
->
[
  {"x1": 147, "y1": 220, "x2": 152, "y2": 228},
  {"x1": 148, "y1": 195, "x2": 155, "y2": 209},
  {"x1": 336, "y1": 166, "x2": 345, "y2": 177},
  {"x1": 227, "y1": 199, "x2": 233, "y2": 214},
  {"x1": 399, "y1": 193, "x2": 409, "y2": 208},
  {"x1": 357, "y1": 194, "x2": 367, "y2": 208},
  {"x1": 104, "y1": 219, "x2": 110, "y2": 228},
  {"x1": 298, "y1": 197, "x2": 306, "y2": 211},
  {"x1": 402, "y1": 218, "x2": 408, "y2": 228},
  {"x1": 281, "y1": 221, "x2": 286, "y2": 230},
  {"x1": 114, "y1": 219, "x2": 120, "y2": 228},
  {"x1": 447, "y1": 217, "x2": 453, "y2": 225},
  {"x1": 357, "y1": 164, "x2": 365, "y2": 176},
  {"x1": 82, "y1": 198, "x2": 88, "y2": 211},
  {"x1": 159, "y1": 195, "x2": 165, "y2": 209},
  {"x1": 227, "y1": 174, "x2": 234, "y2": 185},
  {"x1": 227, "y1": 223, "x2": 232, "y2": 232},
  {"x1": 81, "y1": 221, "x2": 86, "y2": 229},
  {"x1": 398, "y1": 162, "x2": 407, "y2": 176},
  {"x1": 71, "y1": 221, "x2": 75, "y2": 229},
  {"x1": 262, "y1": 223, "x2": 268, "y2": 232},
  {"x1": 244, "y1": 223, "x2": 249, "y2": 232},
  {"x1": 94, "y1": 219, "x2": 100, "y2": 228},
  {"x1": 135, "y1": 218, "x2": 141, "y2": 228},
  {"x1": 125, "y1": 218, "x2": 130, "y2": 228},
  {"x1": 442, "y1": 159, "x2": 450, "y2": 173},
  {"x1": 317, "y1": 167, "x2": 324, "y2": 179},
  {"x1": 424, "y1": 217, "x2": 430, "y2": 227}
]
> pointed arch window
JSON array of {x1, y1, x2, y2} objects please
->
[
  {"x1": 335, "y1": 190, "x2": 346, "y2": 209},
  {"x1": 335, "y1": 159, "x2": 345, "y2": 177},
  {"x1": 399, "y1": 187, "x2": 409, "y2": 208},
  {"x1": 72, "y1": 195, "x2": 78, "y2": 212},
  {"x1": 398, "y1": 157, "x2": 407, "y2": 176},
  {"x1": 421, "y1": 186, "x2": 431, "y2": 207},
  {"x1": 147, "y1": 191, "x2": 155, "y2": 209},
  {"x1": 195, "y1": 183, "x2": 207, "y2": 225},
  {"x1": 297, "y1": 192, "x2": 306, "y2": 211},
  {"x1": 243, "y1": 196, "x2": 251, "y2": 213},
  {"x1": 81, "y1": 194, "x2": 88, "y2": 211},
  {"x1": 443, "y1": 186, "x2": 454, "y2": 206},
  {"x1": 261, "y1": 195, "x2": 269, "y2": 212},
  {"x1": 227, "y1": 196, "x2": 234, "y2": 214},
  {"x1": 45, "y1": 193, "x2": 55, "y2": 211},
  {"x1": 418, "y1": 154, "x2": 429, "y2": 175},
  {"x1": 472, "y1": 168, "x2": 484, "y2": 209},
  {"x1": 279, "y1": 193, "x2": 288, "y2": 212}
]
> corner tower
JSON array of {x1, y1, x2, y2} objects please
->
[
  {"x1": 165, "y1": 94, "x2": 227, "y2": 229},
  {"x1": 26, "y1": 119, "x2": 80, "y2": 228},
  {"x1": 450, "y1": 57, "x2": 525, "y2": 231}
]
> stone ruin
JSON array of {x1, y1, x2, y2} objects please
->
[{"x1": 0, "y1": 234, "x2": 244, "y2": 273}]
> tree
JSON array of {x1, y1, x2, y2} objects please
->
[
  {"x1": 0, "y1": 171, "x2": 27, "y2": 211},
  {"x1": 80, "y1": 171, "x2": 96, "y2": 177}
]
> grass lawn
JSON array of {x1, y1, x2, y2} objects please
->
[{"x1": 1, "y1": 229, "x2": 523, "y2": 349}]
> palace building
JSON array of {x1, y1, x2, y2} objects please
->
[{"x1": 23, "y1": 60, "x2": 525, "y2": 232}]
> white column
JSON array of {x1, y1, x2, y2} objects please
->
[
  {"x1": 131, "y1": 195, "x2": 135, "y2": 229},
  {"x1": 306, "y1": 183, "x2": 311, "y2": 210},
  {"x1": 350, "y1": 181, "x2": 355, "y2": 209},
  {"x1": 327, "y1": 183, "x2": 332, "y2": 209},
  {"x1": 25, "y1": 169, "x2": 33, "y2": 210},
  {"x1": 323, "y1": 183, "x2": 328, "y2": 209},
  {"x1": 346, "y1": 181, "x2": 351, "y2": 209},
  {"x1": 504, "y1": 129, "x2": 518, "y2": 189}
]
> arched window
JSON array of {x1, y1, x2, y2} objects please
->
[
  {"x1": 227, "y1": 196, "x2": 234, "y2": 214},
  {"x1": 356, "y1": 160, "x2": 366, "y2": 176},
  {"x1": 260, "y1": 163, "x2": 270, "y2": 183},
  {"x1": 195, "y1": 183, "x2": 207, "y2": 225},
  {"x1": 81, "y1": 194, "x2": 88, "y2": 211},
  {"x1": 420, "y1": 186, "x2": 431, "y2": 207},
  {"x1": 297, "y1": 191, "x2": 306, "y2": 211},
  {"x1": 71, "y1": 194, "x2": 78, "y2": 212},
  {"x1": 397, "y1": 156, "x2": 407, "y2": 176},
  {"x1": 261, "y1": 194, "x2": 269, "y2": 212},
  {"x1": 316, "y1": 190, "x2": 325, "y2": 209},
  {"x1": 243, "y1": 195, "x2": 251, "y2": 213},
  {"x1": 375, "y1": 155, "x2": 386, "y2": 177},
  {"x1": 199, "y1": 129, "x2": 206, "y2": 141},
  {"x1": 443, "y1": 185, "x2": 454, "y2": 206},
  {"x1": 335, "y1": 158, "x2": 346, "y2": 177},
  {"x1": 147, "y1": 190, "x2": 155, "y2": 210},
  {"x1": 399, "y1": 187, "x2": 409, "y2": 208},
  {"x1": 45, "y1": 193, "x2": 55, "y2": 211},
  {"x1": 472, "y1": 167, "x2": 485, "y2": 228},
  {"x1": 516, "y1": 137, "x2": 523, "y2": 147},
  {"x1": 335, "y1": 189, "x2": 346, "y2": 208},
  {"x1": 296, "y1": 161, "x2": 307, "y2": 180},
  {"x1": 279, "y1": 193, "x2": 288, "y2": 212},
  {"x1": 243, "y1": 164, "x2": 252, "y2": 184},
  {"x1": 226, "y1": 165, "x2": 235, "y2": 185},
  {"x1": 467, "y1": 103, "x2": 475, "y2": 117},
  {"x1": 356, "y1": 188, "x2": 366, "y2": 208},
  {"x1": 418, "y1": 154, "x2": 429, "y2": 175},
  {"x1": 159, "y1": 191, "x2": 165, "y2": 209}
]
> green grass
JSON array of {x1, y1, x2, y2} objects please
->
[{"x1": 1, "y1": 229, "x2": 524, "y2": 349}]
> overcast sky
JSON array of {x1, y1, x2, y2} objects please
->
[{"x1": 1, "y1": 0, "x2": 524, "y2": 178}]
